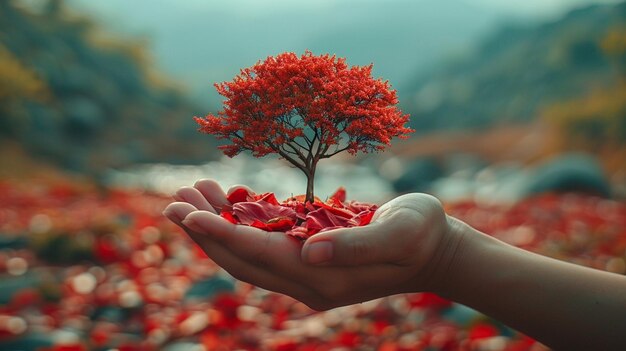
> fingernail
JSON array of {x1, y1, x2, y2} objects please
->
[
  {"x1": 305, "y1": 241, "x2": 333, "y2": 265},
  {"x1": 162, "y1": 210, "x2": 179, "y2": 222},
  {"x1": 181, "y1": 218, "x2": 202, "y2": 232}
]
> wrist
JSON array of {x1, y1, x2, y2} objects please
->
[
  {"x1": 427, "y1": 217, "x2": 513, "y2": 302},
  {"x1": 420, "y1": 215, "x2": 475, "y2": 296}
]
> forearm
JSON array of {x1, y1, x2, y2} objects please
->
[{"x1": 433, "y1": 217, "x2": 626, "y2": 350}]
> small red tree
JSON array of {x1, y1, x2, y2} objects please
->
[{"x1": 195, "y1": 51, "x2": 413, "y2": 203}]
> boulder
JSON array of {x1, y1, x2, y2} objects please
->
[
  {"x1": 523, "y1": 153, "x2": 610, "y2": 197},
  {"x1": 391, "y1": 157, "x2": 443, "y2": 193}
]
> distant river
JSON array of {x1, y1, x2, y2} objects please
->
[{"x1": 105, "y1": 155, "x2": 395, "y2": 203}]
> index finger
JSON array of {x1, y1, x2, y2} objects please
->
[
  {"x1": 181, "y1": 211, "x2": 377, "y2": 279},
  {"x1": 193, "y1": 179, "x2": 229, "y2": 212},
  {"x1": 182, "y1": 210, "x2": 301, "y2": 268}
]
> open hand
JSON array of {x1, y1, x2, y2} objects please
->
[{"x1": 163, "y1": 179, "x2": 458, "y2": 310}]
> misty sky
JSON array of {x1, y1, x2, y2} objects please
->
[
  {"x1": 65, "y1": 0, "x2": 623, "y2": 107},
  {"x1": 68, "y1": 0, "x2": 622, "y2": 22}
]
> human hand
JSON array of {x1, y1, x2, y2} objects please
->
[{"x1": 163, "y1": 179, "x2": 460, "y2": 310}]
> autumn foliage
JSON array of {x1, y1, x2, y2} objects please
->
[
  {"x1": 195, "y1": 51, "x2": 413, "y2": 202},
  {"x1": 220, "y1": 187, "x2": 377, "y2": 240}
]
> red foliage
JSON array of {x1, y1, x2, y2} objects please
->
[
  {"x1": 468, "y1": 322, "x2": 500, "y2": 340},
  {"x1": 3, "y1": 178, "x2": 625, "y2": 350},
  {"x1": 219, "y1": 187, "x2": 378, "y2": 239},
  {"x1": 43, "y1": 345, "x2": 87, "y2": 351},
  {"x1": 195, "y1": 51, "x2": 413, "y2": 202},
  {"x1": 406, "y1": 292, "x2": 452, "y2": 310},
  {"x1": 226, "y1": 188, "x2": 251, "y2": 204}
]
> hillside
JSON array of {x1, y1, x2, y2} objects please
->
[
  {"x1": 401, "y1": 1, "x2": 626, "y2": 132},
  {"x1": 0, "y1": 0, "x2": 218, "y2": 174}
]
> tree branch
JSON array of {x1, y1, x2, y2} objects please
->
[
  {"x1": 231, "y1": 132, "x2": 257, "y2": 150},
  {"x1": 321, "y1": 145, "x2": 351, "y2": 159},
  {"x1": 301, "y1": 134, "x2": 313, "y2": 149},
  {"x1": 270, "y1": 144, "x2": 309, "y2": 175},
  {"x1": 281, "y1": 140, "x2": 307, "y2": 163},
  {"x1": 314, "y1": 137, "x2": 323, "y2": 159},
  {"x1": 279, "y1": 112, "x2": 310, "y2": 152},
  {"x1": 290, "y1": 137, "x2": 309, "y2": 151}
]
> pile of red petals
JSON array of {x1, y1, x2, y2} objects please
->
[{"x1": 220, "y1": 187, "x2": 378, "y2": 239}]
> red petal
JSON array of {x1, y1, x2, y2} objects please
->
[
  {"x1": 253, "y1": 192, "x2": 280, "y2": 205},
  {"x1": 317, "y1": 201, "x2": 355, "y2": 219},
  {"x1": 356, "y1": 210, "x2": 376, "y2": 226},
  {"x1": 305, "y1": 202, "x2": 317, "y2": 212},
  {"x1": 265, "y1": 218, "x2": 295, "y2": 231},
  {"x1": 287, "y1": 194, "x2": 322, "y2": 203},
  {"x1": 280, "y1": 200, "x2": 307, "y2": 220},
  {"x1": 328, "y1": 187, "x2": 347, "y2": 205},
  {"x1": 250, "y1": 219, "x2": 270, "y2": 230},
  {"x1": 227, "y1": 188, "x2": 251, "y2": 204},
  {"x1": 307, "y1": 228, "x2": 321, "y2": 236},
  {"x1": 347, "y1": 201, "x2": 378, "y2": 213},
  {"x1": 286, "y1": 226, "x2": 309, "y2": 239},
  {"x1": 305, "y1": 207, "x2": 357, "y2": 233},
  {"x1": 469, "y1": 323, "x2": 499, "y2": 341},
  {"x1": 407, "y1": 292, "x2": 452, "y2": 310},
  {"x1": 250, "y1": 218, "x2": 295, "y2": 232},
  {"x1": 220, "y1": 211, "x2": 238, "y2": 224},
  {"x1": 233, "y1": 201, "x2": 297, "y2": 225}
]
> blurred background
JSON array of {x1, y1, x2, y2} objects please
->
[{"x1": 1, "y1": 0, "x2": 625, "y2": 350}]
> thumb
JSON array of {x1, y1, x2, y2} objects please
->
[{"x1": 301, "y1": 222, "x2": 398, "y2": 266}]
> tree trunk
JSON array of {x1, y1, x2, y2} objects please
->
[
  {"x1": 305, "y1": 171, "x2": 315, "y2": 203},
  {"x1": 305, "y1": 160, "x2": 318, "y2": 203}
]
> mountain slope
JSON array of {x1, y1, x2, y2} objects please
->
[
  {"x1": 401, "y1": 1, "x2": 626, "y2": 132},
  {"x1": 0, "y1": 1, "x2": 217, "y2": 173}
]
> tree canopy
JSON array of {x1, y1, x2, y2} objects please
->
[{"x1": 195, "y1": 51, "x2": 412, "y2": 202}]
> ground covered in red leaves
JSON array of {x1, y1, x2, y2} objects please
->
[{"x1": 0, "y1": 179, "x2": 624, "y2": 351}]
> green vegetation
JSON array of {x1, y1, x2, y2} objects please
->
[
  {"x1": 542, "y1": 26, "x2": 626, "y2": 173},
  {"x1": 0, "y1": 0, "x2": 216, "y2": 173},
  {"x1": 402, "y1": 2, "x2": 626, "y2": 133}
]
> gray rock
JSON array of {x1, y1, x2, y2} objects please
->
[
  {"x1": 392, "y1": 157, "x2": 443, "y2": 193},
  {"x1": 0, "y1": 333, "x2": 53, "y2": 351},
  {"x1": 523, "y1": 153, "x2": 610, "y2": 197}
]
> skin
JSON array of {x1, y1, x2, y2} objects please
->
[{"x1": 164, "y1": 179, "x2": 626, "y2": 350}]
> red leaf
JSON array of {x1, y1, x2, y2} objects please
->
[
  {"x1": 328, "y1": 187, "x2": 346, "y2": 205},
  {"x1": 347, "y1": 201, "x2": 378, "y2": 214},
  {"x1": 468, "y1": 323, "x2": 499, "y2": 341},
  {"x1": 316, "y1": 201, "x2": 355, "y2": 219},
  {"x1": 288, "y1": 194, "x2": 322, "y2": 203},
  {"x1": 286, "y1": 226, "x2": 309, "y2": 239},
  {"x1": 221, "y1": 211, "x2": 238, "y2": 224},
  {"x1": 251, "y1": 217, "x2": 295, "y2": 232},
  {"x1": 233, "y1": 201, "x2": 297, "y2": 225},
  {"x1": 266, "y1": 217, "x2": 296, "y2": 231},
  {"x1": 227, "y1": 188, "x2": 251, "y2": 204},
  {"x1": 250, "y1": 219, "x2": 270, "y2": 230},
  {"x1": 407, "y1": 292, "x2": 452, "y2": 310},
  {"x1": 305, "y1": 207, "x2": 357, "y2": 233},
  {"x1": 356, "y1": 210, "x2": 376, "y2": 226},
  {"x1": 253, "y1": 192, "x2": 280, "y2": 205}
]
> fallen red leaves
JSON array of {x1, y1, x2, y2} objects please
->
[
  {"x1": 0, "y1": 178, "x2": 624, "y2": 350},
  {"x1": 222, "y1": 187, "x2": 378, "y2": 239}
]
